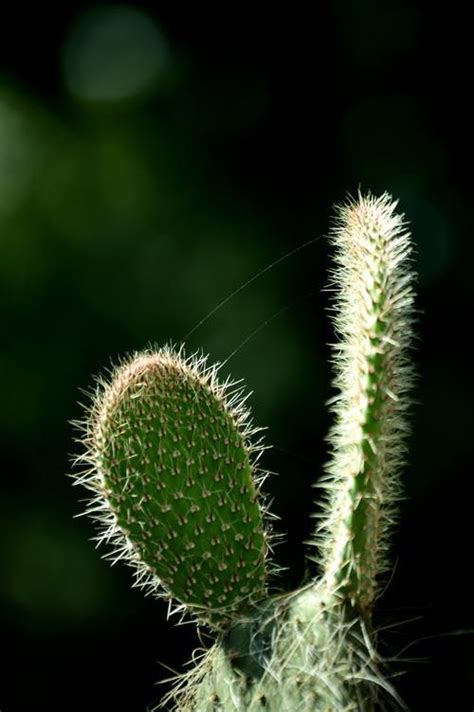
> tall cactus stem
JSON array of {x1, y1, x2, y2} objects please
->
[{"x1": 313, "y1": 191, "x2": 415, "y2": 619}]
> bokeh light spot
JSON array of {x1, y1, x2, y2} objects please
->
[{"x1": 62, "y1": 6, "x2": 168, "y2": 102}]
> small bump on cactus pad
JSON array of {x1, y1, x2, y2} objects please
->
[{"x1": 73, "y1": 345, "x2": 275, "y2": 628}]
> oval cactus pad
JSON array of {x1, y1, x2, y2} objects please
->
[{"x1": 77, "y1": 347, "x2": 270, "y2": 628}]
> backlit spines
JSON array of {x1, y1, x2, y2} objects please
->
[
  {"x1": 315, "y1": 192, "x2": 416, "y2": 617},
  {"x1": 73, "y1": 345, "x2": 276, "y2": 628}
]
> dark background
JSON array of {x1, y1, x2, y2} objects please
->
[{"x1": 0, "y1": 3, "x2": 472, "y2": 710}]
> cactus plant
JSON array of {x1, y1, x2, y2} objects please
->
[{"x1": 72, "y1": 191, "x2": 416, "y2": 710}]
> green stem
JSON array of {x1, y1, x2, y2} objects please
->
[{"x1": 316, "y1": 192, "x2": 415, "y2": 619}]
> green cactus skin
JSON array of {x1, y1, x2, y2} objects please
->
[
  {"x1": 74, "y1": 346, "x2": 276, "y2": 628},
  {"x1": 72, "y1": 192, "x2": 415, "y2": 711}
]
